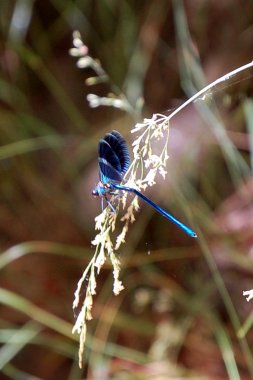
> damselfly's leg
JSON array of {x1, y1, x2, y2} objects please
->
[{"x1": 104, "y1": 194, "x2": 116, "y2": 213}]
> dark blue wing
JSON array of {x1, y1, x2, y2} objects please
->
[
  {"x1": 98, "y1": 140, "x2": 123, "y2": 182},
  {"x1": 98, "y1": 131, "x2": 131, "y2": 182},
  {"x1": 104, "y1": 131, "x2": 131, "y2": 174}
]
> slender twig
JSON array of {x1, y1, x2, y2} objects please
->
[{"x1": 167, "y1": 60, "x2": 253, "y2": 121}]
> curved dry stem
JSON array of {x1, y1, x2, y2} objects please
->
[{"x1": 71, "y1": 32, "x2": 253, "y2": 367}]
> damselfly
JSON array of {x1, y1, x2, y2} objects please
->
[{"x1": 92, "y1": 130, "x2": 197, "y2": 238}]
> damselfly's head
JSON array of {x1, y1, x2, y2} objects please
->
[
  {"x1": 92, "y1": 184, "x2": 100, "y2": 197},
  {"x1": 92, "y1": 190, "x2": 98, "y2": 197},
  {"x1": 92, "y1": 182, "x2": 110, "y2": 197}
]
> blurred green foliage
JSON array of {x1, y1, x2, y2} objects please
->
[{"x1": 1, "y1": 1, "x2": 253, "y2": 379}]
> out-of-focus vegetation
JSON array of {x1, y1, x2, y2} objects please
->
[{"x1": 1, "y1": 1, "x2": 253, "y2": 379}]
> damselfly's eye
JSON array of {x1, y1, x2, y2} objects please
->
[{"x1": 92, "y1": 189, "x2": 98, "y2": 196}]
